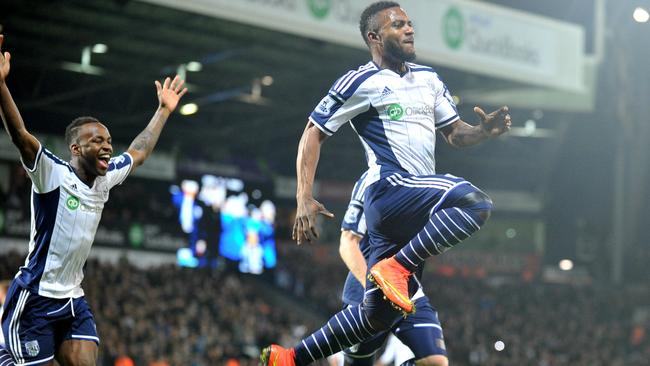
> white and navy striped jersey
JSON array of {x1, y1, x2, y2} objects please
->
[
  {"x1": 310, "y1": 61, "x2": 459, "y2": 186},
  {"x1": 15, "y1": 143, "x2": 133, "y2": 298}
]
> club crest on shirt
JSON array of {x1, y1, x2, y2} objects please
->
[
  {"x1": 344, "y1": 206, "x2": 360, "y2": 224},
  {"x1": 25, "y1": 340, "x2": 40, "y2": 357}
]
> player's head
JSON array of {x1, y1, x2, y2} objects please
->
[
  {"x1": 359, "y1": 2, "x2": 415, "y2": 62},
  {"x1": 65, "y1": 116, "x2": 113, "y2": 177}
]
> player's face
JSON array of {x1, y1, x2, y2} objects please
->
[
  {"x1": 377, "y1": 7, "x2": 416, "y2": 62},
  {"x1": 76, "y1": 122, "x2": 113, "y2": 176}
]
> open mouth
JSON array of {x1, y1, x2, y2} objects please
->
[{"x1": 98, "y1": 154, "x2": 111, "y2": 170}]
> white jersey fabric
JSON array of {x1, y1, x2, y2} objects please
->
[
  {"x1": 15, "y1": 143, "x2": 133, "y2": 298},
  {"x1": 309, "y1": 61, "x2": 459, "y2": 186}
]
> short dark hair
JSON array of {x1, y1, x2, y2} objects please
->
[
  {"x1": 64, "y1": 116, "x2": 101, "y2": 146},
  {"x1": 359, "y1": 1, "x2": 400, "y2": 46}
]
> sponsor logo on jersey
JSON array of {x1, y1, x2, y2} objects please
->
[
  {"x1": 66, "y1": 196, "x2": 80, "y2": 211},
  {"x1": 387, "y1": 103, "x2": 404, "y2": 121}
]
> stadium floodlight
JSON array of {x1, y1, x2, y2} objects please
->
[
  {"x1": 92, "y1": 43, "x2": 108, "y2": 54},
  {"x1": 186, "y1": 61, "x2": 203, "y2": 72},
  {"x1": 633, "y1": 7, "x2": 649, "y2": 23},
  {"x1": 559, "y1": 259, "x2": 574, "y2": 271},
  {"x1": 261, "y1": 75, "x2": 274, "y2": 86},
  {"x1": 180, "y1": 103, "x2": 198, "y2": 115}
]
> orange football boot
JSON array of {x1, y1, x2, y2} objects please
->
[{"x1": 368, "y1": 257, "x2": 415, "y2": 314}]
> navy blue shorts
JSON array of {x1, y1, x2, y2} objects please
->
[
  {"x1": 343, "y1": 297, "x2": 446, "y2": 363},
  {"x1": 364, "y1": 173, "x2": 481, "y2": 266},
  {"x1": 1, "y1": 281, "x2": 99, "y2": 365}
]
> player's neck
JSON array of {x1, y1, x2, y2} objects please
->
[
  {"x1": 372, "y1": 53, "x2": 407, "y2": 74},
  {"x1": 70, "y1": 159, "x2": 97, "y2": 187}
]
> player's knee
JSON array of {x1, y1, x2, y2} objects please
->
[
  {"x1": 457, "y1": 190, "x2": 493, "y2": 224},
  {"x1": 415, "y1": 354, "x2": 448, "y2": 366}
]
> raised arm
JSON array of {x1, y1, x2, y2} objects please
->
[
  {"x1": 292, "y1": 121, "x2": 334, "y2": 244},
  {"x1": 0, "y1": 35, "x2": 40, "y2": 167},
  {"x1": 440, "y1": 106, "x2": 511, "y2": 148},
  {"x1": 127, "y1": 75, "x2": 187, "y2": 170}
]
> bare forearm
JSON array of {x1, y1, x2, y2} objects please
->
[
  {"x1": 128, "y1": 107, "x2": 170, "y2": 166},
  {"x1": 445, "y1": 120, "x2": 489, "y2": 148},
  {"x1": 339, "y1": 232, "x2": 367, "y2": 286},
  {"x1": 296, "y1": 124, "x2": 323, "y2": 200},
  {"x1": 0, "y1": 82, "x2": 27, "y2": 142},
  {"x1": 0, "y1": 81, "x2": 38, "y2": 163}
]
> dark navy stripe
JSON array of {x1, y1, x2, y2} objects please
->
[
  {"x1": 42, "y1": 149, "x2": 72, "y2": 171},
  {"x1": 15, "y1": 188, "x2": 60, "y2": 293},
  {"x1": 339, "y1": 69, "x2": 380, "y2": 100},
  {"x1": 436, "y1": 114, "x2": 459, "y2": 128},
  {"x1": 108, "y1": 153, "x2": 132, "y2": 171},
  {"x1": 351, "y1": 107, "x2": 401, "y2": 173}
]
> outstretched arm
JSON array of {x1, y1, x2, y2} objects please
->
[
  {"x1": 0, "y1": 35, "x2": 39, "y2": 167},
  {"x1": 127, "y1": 75, "x2": 187, "y2": 171},
  {"x1": 293, "y1": 121, "x2": 334, "y2": 244},
  {"x1": 440, "y1": 106, "x2": 511, "y2": 148}
]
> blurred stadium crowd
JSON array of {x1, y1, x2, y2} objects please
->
[
  {"x1": 1, "y1": 244, "x2": 648, "y2": 366},
  {"x1": 2, "y1": 162, "x2": 650, "y2": 366}
]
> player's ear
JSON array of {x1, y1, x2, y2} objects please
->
[
  {"x1": 367, "y1": 31, "x2": 381, "y2": 43},
  {"x1": 70, "y1": 143, "x2": 81, "y2": 157}
]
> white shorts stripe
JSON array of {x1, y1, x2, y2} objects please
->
[
  {"x1": 70, "y1": 335, "x2": 99, "y2": 342},
  {"x1": 18, "y1": 355, "x2": 55, "y2": 366}
]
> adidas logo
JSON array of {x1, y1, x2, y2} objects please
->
[
  {"x1": 71, "y1": 184, "x2": 78, "y2": 191},
  {"x1": 380, "y1": 86, "x2": 393, "y2": 98}
]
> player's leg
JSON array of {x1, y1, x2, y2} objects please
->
[
  {"x1": 342, "y1": 328, "x2": 390, "y2": 366},
  {"x1": 56, "y1": 341, "x2": 97, "y2": 366},
  {"x1": 366, "y1": 174, "x2": 492, "y2": 312},
  {"x1": 261, "y1": 284, "x2": 402, "y2": 366},
  {"x1": 0, "y1": 344, "x2": 17, "y2": 366},
  {"x1": 1, "y1": 282, "x2": 58, "y2": 366},
  {"x1": 55, "y1": 297, "x2": 99, "y2": 366},
  {"x1": 393, "y1": 298, "x2": 448, "y2": 366}
]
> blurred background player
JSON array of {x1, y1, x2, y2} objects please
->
[{"x1": 0, "y1": 34, "x2": 187, "y2": 366}]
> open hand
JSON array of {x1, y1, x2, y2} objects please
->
[
  {"x1": 0, "y1": 35, "x2": 11, "y2": 82},
  {"x1": 292, "y1": 197, "x2": 334, "y2": 245},
  {"x1": 155, "y1": 75, "x2": 188, "y2": 113},
  {"x1": 474, "y1": 106, "x2": 511, "y2": 137}
]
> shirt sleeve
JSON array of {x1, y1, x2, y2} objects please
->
[
  {"x1": 23, "y1": 143, "x2": 70, "y2": 194},
  {"x1": 341, "y1": 201, "x2": 366, "y2": 237},
  {"x1": 433, "y1": 73, "x2": 460, "y2": 129},
  {"x1": 104, "y1": 152, "x2": 134, "y2": 189},
  {"x1": 308, "y1": 70, "x2": 375, "y2": 136}
]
